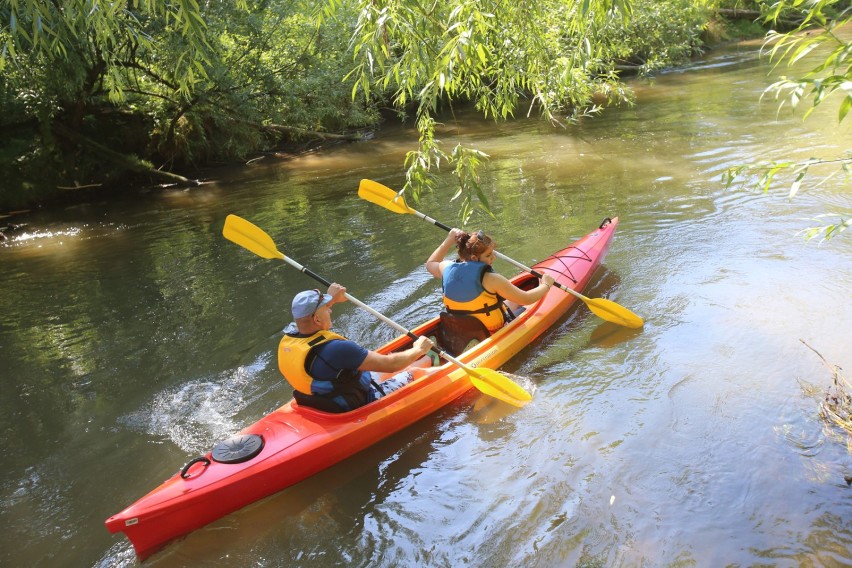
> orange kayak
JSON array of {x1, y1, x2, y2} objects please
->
[{"x1": 105, "y1": 216, "x2": 619, "y2": 560}]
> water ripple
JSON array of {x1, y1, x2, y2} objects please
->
[{"x1": 119, "y1": 353, "x2": 272, "y2": 452}]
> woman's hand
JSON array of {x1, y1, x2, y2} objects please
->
[
  {"x1": 411, "y1": 336, "x2": 432, "y2": 357},
  {"x1": 448, "y1": 228, "x2": 466, "y2": 241},
  {"x1": 427, "y1": 229, "x2": 466, "y2": 278}
]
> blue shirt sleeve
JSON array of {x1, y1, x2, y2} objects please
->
[{"x1": 311, "y1": 339, "x2": 369, "y2": 379}]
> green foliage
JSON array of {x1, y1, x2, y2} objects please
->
[
  {"x1": 605, "y1": 0, "x2": 711, "y2": 73},
  {"x1": 798, "y1": 215, "x2": 850, "y2": 241},
  {"x1": 723, "y1": 0, "x2": 851, "y2": 241},
  {"x1": 330, "y1": 0, "x2": 722, "y2": 218},
  {"x1": 1, "y1": 0, "x2": 232, "y2": 205},
  {"x1": 0, "y1": 0, "x2": 749, "y2": 211},
  {"x1": 339, "y1": 0, "x2": 636, "y2": 215},
  {"x1": 400, "y1": 114, "x2": 491, "y2": 223},
  {"x1": 761, "y1": 26, "x2": 852, "y2": 122},
  {"x1": 723, "y1": 18, "x2": 768, "y2": 41},
  {"x1": 0, "y1": 1, "x2": 377, "y2": 207},
  {"x1": 1, "y1": 0, "x2": 225, "y2": 100}
]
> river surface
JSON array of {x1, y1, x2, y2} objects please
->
[{"x1": 1, "y1": 40, "x2": 851, "y2": 567}]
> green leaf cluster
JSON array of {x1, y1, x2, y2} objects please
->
[
  {"x1": 0, "y1": 1, "x2": 374, "y2": 207},
  {"x1": 722, "y1": 0, "x2": 851, "y2": 241}
]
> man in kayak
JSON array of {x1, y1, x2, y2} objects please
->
[
  {"x1": 278, "y1": 283, "x2": 433, "y2": 412},
  {"x1": 426, "y1": 229, "x2": 555, "y2": 354}
]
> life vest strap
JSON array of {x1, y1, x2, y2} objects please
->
[
  {"x1": 445, "y1": 301, "x2": 502, "y2": 316},
  {"x1": 292, "y1": 390, "x2": 348, "y2": 413}
]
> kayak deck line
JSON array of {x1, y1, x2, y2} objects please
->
[{"x1": 105, "y1": 216, "x2": 620, "y2": 560}]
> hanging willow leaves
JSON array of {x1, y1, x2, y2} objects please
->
[
  {"x1": 723, "y1": 1, "x2": 852, "y2": 241},
  {"x1": 329, "y1": 0, "x2": 635, "y2": 219}
]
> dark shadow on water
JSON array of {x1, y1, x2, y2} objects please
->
[
  {"x1": 583, "y1": 266, "x2": 623, "y2": 300},
  {"x1": 587, "y1": 321, "x2": 643, "y2": 349}
]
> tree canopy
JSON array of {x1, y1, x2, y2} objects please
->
[
  {"x1": 336, "y1": 0, "x2": 637, "y2": 219},
  {"x1": 2, "y1": 0, "x2": 723, "y2": 214}
]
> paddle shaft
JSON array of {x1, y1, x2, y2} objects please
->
[
  {"x1": 281, "y1": 255, "x2": 415, "y2": 337},
  {"x1": 280, "y1": 254, "x2": 488, "y2": 378}
]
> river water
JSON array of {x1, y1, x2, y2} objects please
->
[{"x1": 1, "y1": 40, "x2": 851, "y2": 567}]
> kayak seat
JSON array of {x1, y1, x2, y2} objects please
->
[
  {"x1": 437, "y1": 311, "x2": 490, "y2": 357},
  {"x1": 292, "y1": 390, "x2": 347, "y2": 413}
]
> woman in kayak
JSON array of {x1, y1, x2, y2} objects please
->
[
  {"x1": 426, "y1": 229, "x2": 555, "y2": 354},
  {"x1": 279, "y1": 283, "x2": 433, "y2": 412}
]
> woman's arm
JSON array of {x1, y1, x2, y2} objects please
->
[
  {"x1": 483, "y1": 272, "x2": 555, "y2": 306},
  {"x1": 425, "y1": 228, "x2": 465, "y2": 278}
]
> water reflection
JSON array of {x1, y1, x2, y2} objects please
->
[{"x1": 587, "y1": 321, "x2": 644, "y2": 348}]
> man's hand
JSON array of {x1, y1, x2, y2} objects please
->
[
  {"x1": 327, "y1": 282, "x2": 347, "y2": 305},
  {"x1": 412, "y1": 336, "x2": 432, "y2": 357}
]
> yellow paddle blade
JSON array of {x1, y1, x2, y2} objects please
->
[
  {"x1": 585, "y1": 297, "x2": 644, "y2": 328},
  {"x1": 222, "y1": 214, "x2": 285, "y2": 260},
  {"x1": 468, "y1": 367, "x2": 532, "y2": 407},
  {"x1": 358, "y1": 179, "x2": 415, "y2": 215}
]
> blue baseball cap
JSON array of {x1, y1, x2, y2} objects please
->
[{"x1": 291, "y1": 289, "x2": 333, "y2": 319}]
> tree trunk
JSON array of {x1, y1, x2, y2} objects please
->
[
  {"x1": 717, "y1": 8, "x2": 762, "y2": 20},
  {"x1": 262, "y1": 123, "x2": 366, "y2": 141},
  {"x1": 232, "y1": 118, "x2": 368, "y2": 141}
]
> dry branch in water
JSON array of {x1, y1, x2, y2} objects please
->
[{"x1": 801, "y1": 340, "x2": 852, "y2": 484}]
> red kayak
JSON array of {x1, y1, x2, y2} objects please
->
[{"x1": 105, "y1": 216, "x2": 619, "y2": 560}]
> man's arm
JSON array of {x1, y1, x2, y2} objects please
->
[{"x1": 358, "y1": 337, "x2": 431, "y2": 373}]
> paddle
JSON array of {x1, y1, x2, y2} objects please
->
[
  {"x1": 222, "y1": 214, "x2": 532, "y2": 407},
  {"x1": 358, "y1": 179, "x2": 645, "y2": 329}
]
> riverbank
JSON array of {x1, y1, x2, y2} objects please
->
[
  {"x1": 1, "y1": 3, "x2": 776, "y2": 220},
  {"x1": 0, "y1": 135, "x2": 358, "y2": 240}
]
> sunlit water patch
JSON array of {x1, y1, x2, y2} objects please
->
[{"x1": 5, "y1": 226, "x2": 83, "y2": 245}]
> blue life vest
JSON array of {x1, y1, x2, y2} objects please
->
[{"x1": 442, "y1": 261, "x2": 505, "y2": 332}]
